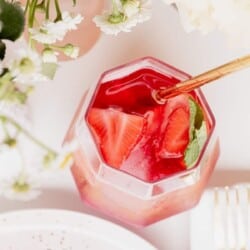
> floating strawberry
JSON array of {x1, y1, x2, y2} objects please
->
[
  {"x1": 87, "y1": 108, "x2": 145, "y2": 168},
  {"x1": 159, "y1": 107, "x2": 190, "y2": 158}
]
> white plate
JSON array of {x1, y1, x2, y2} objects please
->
[{"x1": 0, "y1": 209, "x2": 156, "y2": 250}]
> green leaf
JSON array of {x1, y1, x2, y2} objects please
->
[
  {"x1": 72, "y1": 0, "x2": 76, "y2": 6},
  {"x1": 194, "y1": 101, "x2": 204, "y2": 129},
  {"x1": 0, "y1": 0, "x2": 25, "y2": 41},
  {"x1": 41, "y1": 62, "x2": 58, "y2": 79},
  {"x1": 188, "y1": 97, "x2": 204, "y2": 130},
  {"x1": 195, "y1": 121, "x2": 207, "y2": 150},
  {"x1": 184, "y1": 98, "x2": 207, "y2": 168},
  {"x1": 188, "y1": 98, "x2": 197, "y2": 140},
  {"x1": 184, "y1": 138, "x2": 200, "y2": 168},
  {"x1": 0, "y1": 40, "x2": 6, "y2": 60}
]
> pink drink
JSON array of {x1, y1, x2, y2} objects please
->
[{"x1": 65, "y1": 57, "x2": 220, "y2": 226}]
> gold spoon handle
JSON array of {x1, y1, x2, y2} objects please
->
[{"x1": 156, "y1": 55, "x2": 250, "y2": 101}]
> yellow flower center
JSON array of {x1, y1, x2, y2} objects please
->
[
  {"x1": 19, "y1": 57, "x2": 35, "y2": 74},
  {"x1": 12, "y1": 181, "x2": 30, "y2": 193}
]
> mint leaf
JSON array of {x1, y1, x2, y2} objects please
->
[
  {"x1": 184, "y1": 98, "x2": 207, "y2": 168},
  {"x1": 184, "y1": 138, "x2": 200, "y2": 168},
  {"x1": 188, "y1": 98, "x2": 204, "y2": 130},
  {"x1": 195, "y1": 121, "x2": 207, "y2": 149},
  {"x1": 188, "y1": 98, "x2": 197, "y2": 140},
  {"x1": 0, "y1": 0, "x2": 25, "y2": 41},
  {"x1": 194, "y1": 101, "x2": 204, "y2": 129}
]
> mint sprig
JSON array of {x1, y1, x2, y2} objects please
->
[{"x1": 184, "y1": 98, "x2": 207, "y2": 168}]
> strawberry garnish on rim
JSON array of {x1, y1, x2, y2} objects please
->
[{"x1": 87, "y1": 108, "x2": 145, "y2": 168}]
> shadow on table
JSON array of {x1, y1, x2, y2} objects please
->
[
  {"x1": 208, "y1": 169, "x2": 250, "y2": 187},
  {"x1": 0, "y1": 188, "x2": 91, "y2": 213},
  {"x1": 0, "y1": 187, "x2": 127, "y2": 228}
]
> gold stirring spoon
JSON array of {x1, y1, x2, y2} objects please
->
[{"x1": 153, "y1": 55, "x2": 250, "y2": 103}]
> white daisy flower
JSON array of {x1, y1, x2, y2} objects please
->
[
  {"x1": 174, "y1": 0, "x2": 216, "y2": 34},
  {"x1": 42, "y1": 48, "x2": 58, "y2": 63},
  {"x1": 128, "y1": 0, "x2": 152, "y2": 24},
  {"x1": 9, "y1": 48, "x2": 48, "y2": 84},
  {"x1": 0, "y1": 143, "x2": 10, "y2": 153},
  {"x1": 93, "y1": 11, "x2": 138, "y2": 35},
  {"x1": 29, "y1": 12, "x2": 83, "y2": 45},
  {"x1": 93, "y1": 0, "x2": 152, "y2": 35},
  {"x1": 123, "y1": 0, "x2": 140, "y2": 18},
  {"x1": 211, "y1": 0, "x2": 250, "y2": 47},
  {"x1": 0, "y1": 170, "x2": 41, "y2": 201},
  {"x1": 29, "y1": 21, "x2": 66, "y2": 44},
  {"x1": 61, "y1": 11, "x2": 84, "y2": 31}
]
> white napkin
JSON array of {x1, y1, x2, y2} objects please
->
[{"x1": 190, "y1": 183, "x2": 250, "y2": 250}]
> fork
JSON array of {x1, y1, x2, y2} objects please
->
[{"x1": 213, "y1": 184, "x2": 250, "y2": 250}]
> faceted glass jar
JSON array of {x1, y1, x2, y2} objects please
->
[{"x1": 65, "y1": 57, "x2": 220, "y2": 226}]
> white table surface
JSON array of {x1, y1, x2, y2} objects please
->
[{"x1": 1, "y1": 2, "x2": 250, "y2": 250}]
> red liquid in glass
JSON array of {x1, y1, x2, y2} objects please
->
[{"x1": 87, "y1": 68, "x2": 212, "y2": 182}]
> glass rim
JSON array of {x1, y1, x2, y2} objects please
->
[{"x1": 73, "y1": 56, "x2": 216, "y2": 185}]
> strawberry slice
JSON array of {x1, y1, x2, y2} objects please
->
[
  {"x1": 87, "y1": 108, "x2": 145, "y2": 168},
  {"x1": 159, "y1": 107, "x2": 190, "y2": 158}
]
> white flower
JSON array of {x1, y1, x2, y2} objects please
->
[
  {"x1": 93, "y1": 0, "x2": 152, "y2": 35},
  {"x1": 9, "y1": 48, "x2": 48, "y2": 84},
  {"x1": 29, "y1": 12, "x2": 83, "y2": 44},
  {"x1": 42, "y1": 48, "x2": 58, "y2": 63},
  {"x1": 0, "y1": 146, "x2": 41, "y2": 201},
  {"x1": 29, "y1": 21, "x2": 66, "y2": 44},
  {"x1": 61, "y1": 11, "x2": 84, "y2": 31},
  {"x1": 211, "y1": 0, "x2": 250, "y2": 47},
  {"x1": 62, "y1": 44, "x2": 79, "y2": 59},
  {"x1": 132, "y1": 0, "x2": 152, "y2": 24},
  {"x1": 173, "y1": 0, "x2": 216, "y2": 34},
  {"x1": 162, "y1": 0, "x2": 250, "y2": 47},
  {"x1": 93, "y1": 11, "x2": 138, "y2": 35},
  {"x1": 123, "y1": 0, "x2": 140, "y2": 18},
  {"x1": 0, "y1": 170, "x2": 41, "y2": 201}
]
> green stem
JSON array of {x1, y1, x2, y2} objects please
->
[
  {"x1": 1, "y1": 118, "x2": 10, "y2": 138},
  {"x1": 28, "y1": 0, "x2": 39, "y2": 27},
  {"x1": 24, "y1": 0, "x2": 30, "y2": 15},
  {"x1": 112, "y1": 0, "x2": 120, "y2": 16},
  {"x1": 45, "y1": 0, "x2": 50, "y2": 19},
  {"x1": 54, "y1": 0, "x2": 62, "y2": 21},
  {"x1": 0, "y1": 115, "x2": 57, "y2": 156}
]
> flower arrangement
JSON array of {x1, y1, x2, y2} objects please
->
[
  {"x1": 0, "y1": 0, "x2": 152, "y2": 201},
  {"x1": 0, "y1": 0, "x2": 247, "y2": 202}
]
